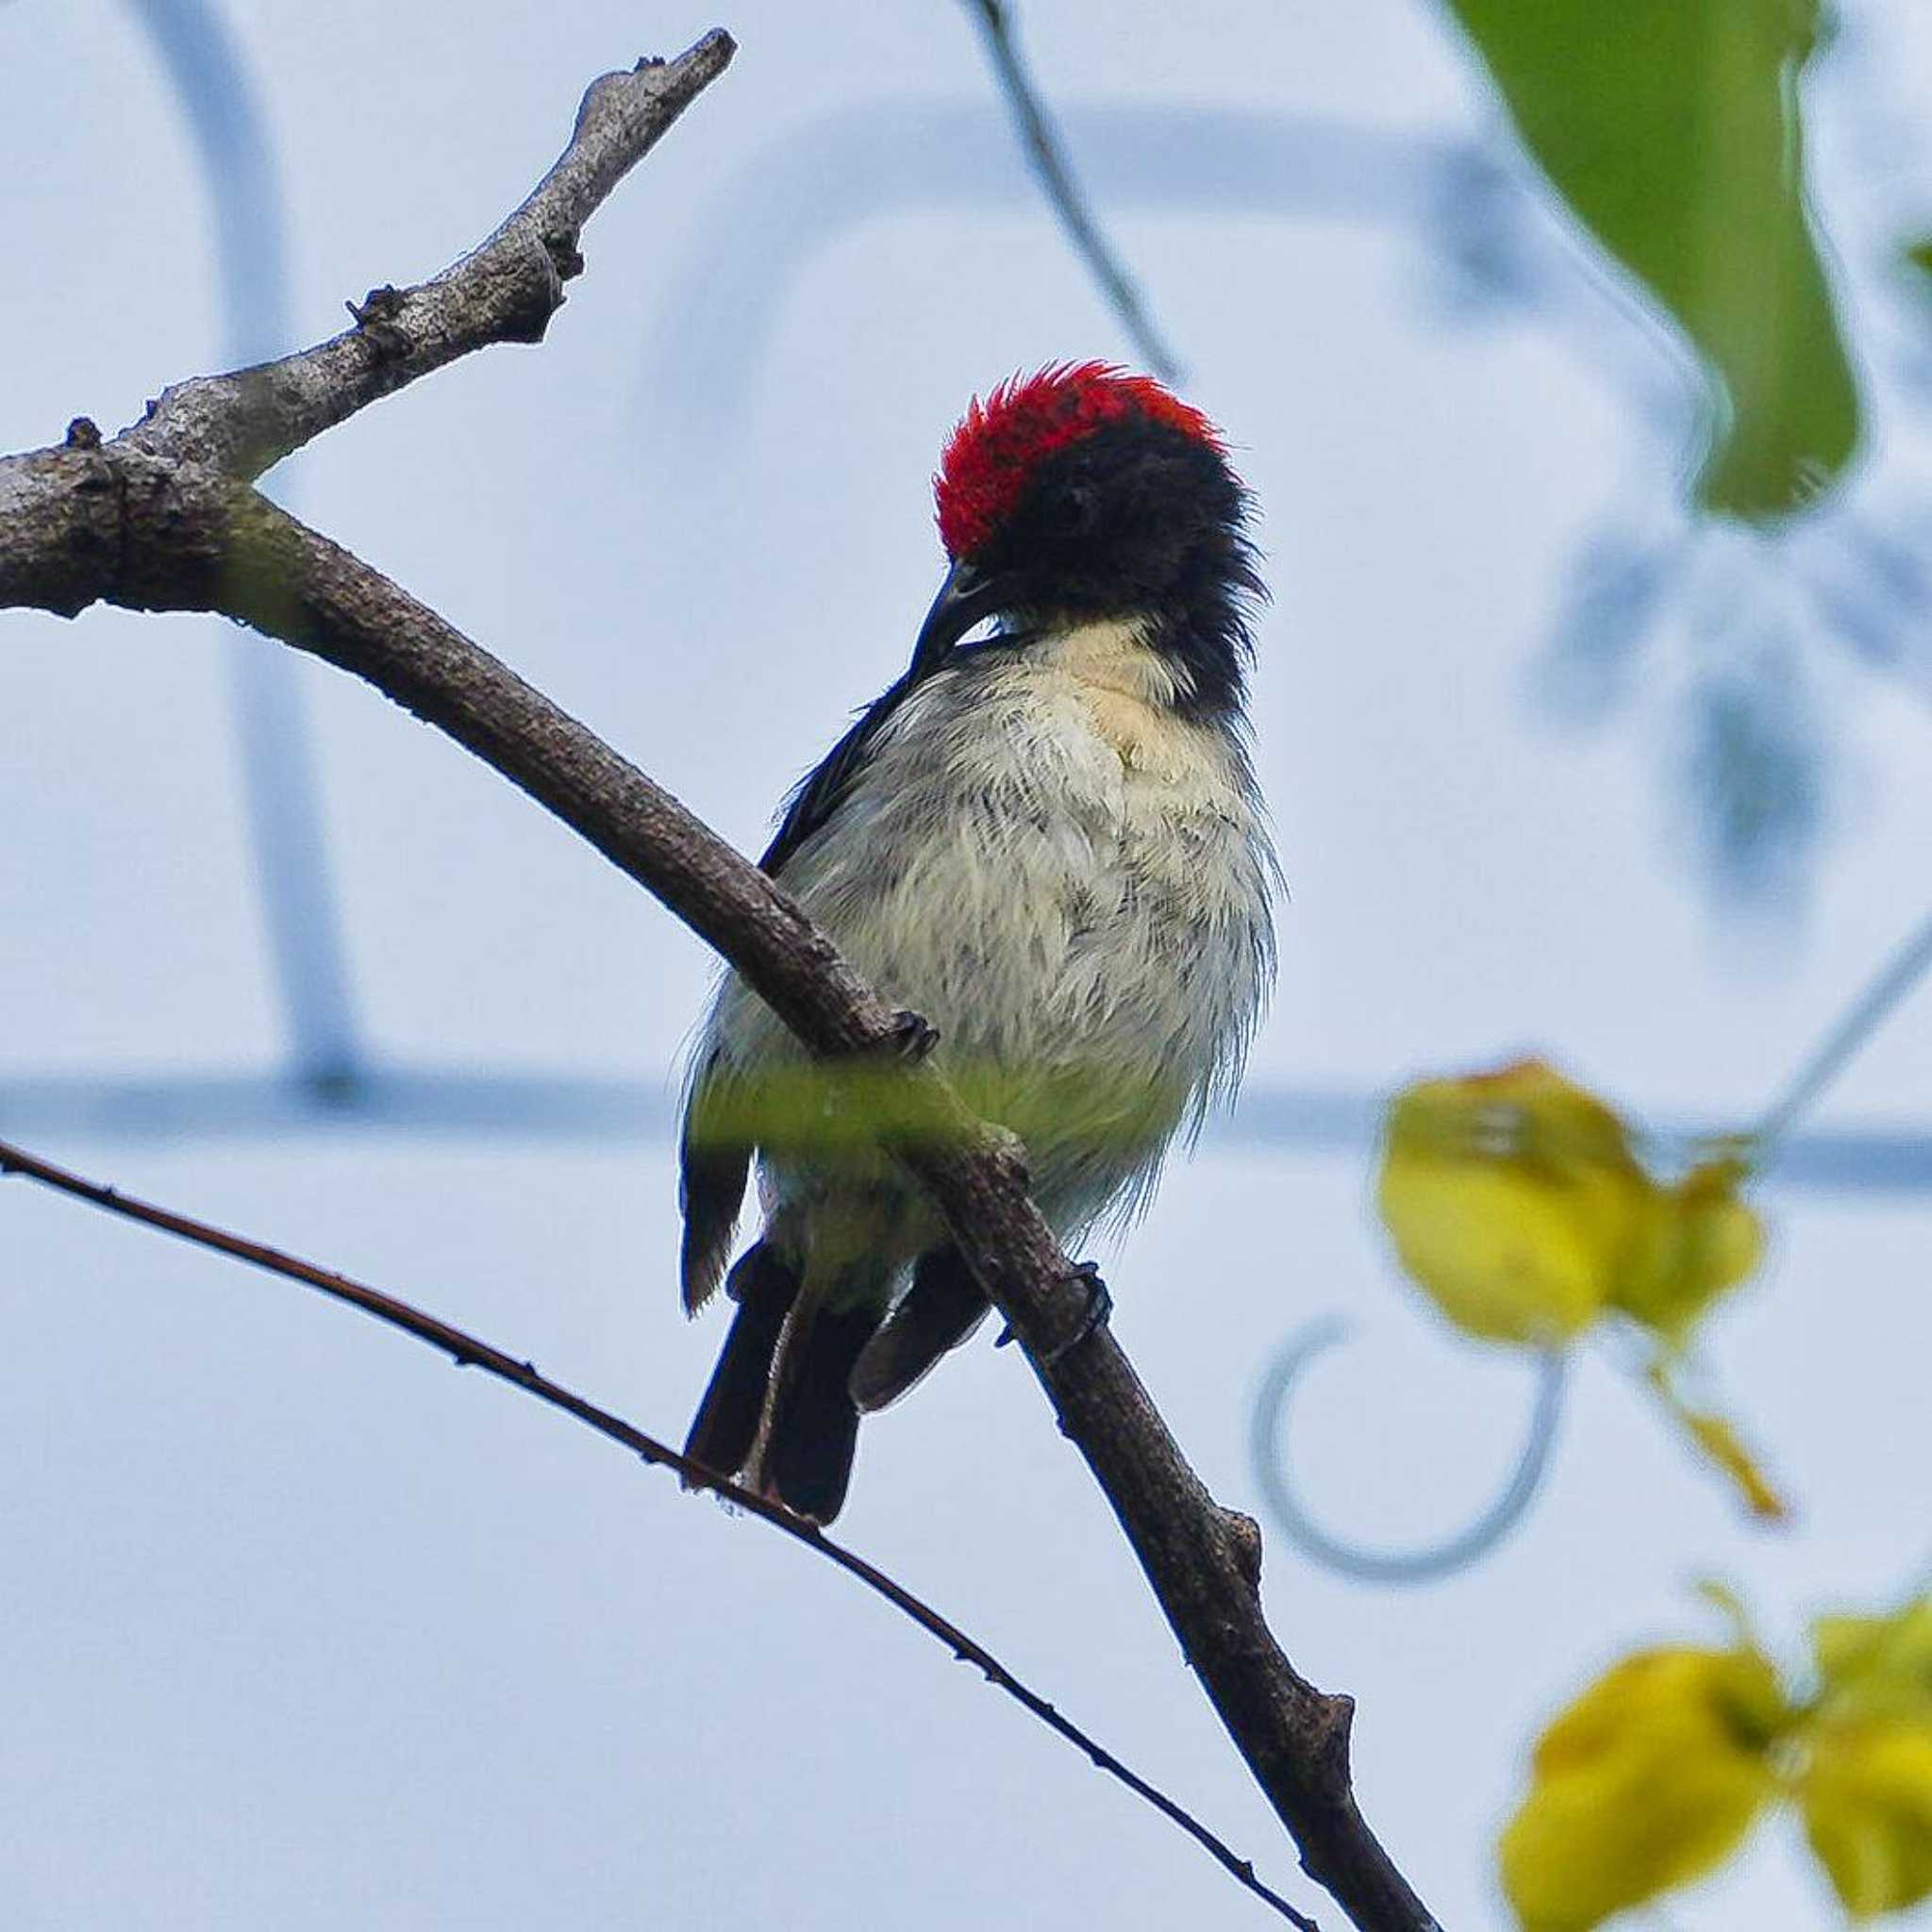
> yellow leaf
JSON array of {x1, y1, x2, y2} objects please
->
[
  {"x1": 1813, "y1": 1598, "x2": 1932, "y2": 1726},
  {"x1": 1610, "y1": 1152, "x2": 1765, "y2": 1345},
  {"x1": 1377, "y1": 1059, "x2": 1650, "y2": 1343},
  {"x1": 1500, "y1": 1646, "x2": 1787, "y2": 1932},
  {"x1": 1801, "y1": 1719, "x2": 1932, "y2": 1918}
]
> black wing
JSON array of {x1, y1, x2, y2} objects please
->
[
  {"x1": 758, "y1": 670, "x2": 919, "y2": 879},
  {"x1": 681, "y1": 638, "x2": 956, "y2": 1303},
  {"x1": 678, "y1": 1050, "x2": 753, "y2": 1311}
]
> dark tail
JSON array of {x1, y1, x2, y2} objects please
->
[
  {"x1": 850, "y1": 1244, "x2": 990, "y2": 1412},
  {"x1": 683, "y1": 1242, "x2": 800, "y2": 1483},
  {"x1": 764, "y1": 1301, "x2": 884, "y2": 1525}
]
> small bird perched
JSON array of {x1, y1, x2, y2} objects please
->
[{"x1": 679, "y1": 363, "x2": 1277, "y2": 1524}]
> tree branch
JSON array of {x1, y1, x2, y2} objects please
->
[
  {"x1": 123, "y1": 29, "x2": 736, "y2": 482},
  {"x1": 0, "y1": 1133, "x2": 1314, "y2": 1931},
  {"x1": 959, "y1": 0, "x2": 1184, "y2": 381},
  {"x1": 0, "y1": 38, "x2": 1439, "y2": 1932}
]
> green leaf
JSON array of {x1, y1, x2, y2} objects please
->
[{"x1": 1441, "y1": 0, "x2": 1861, "y2": 519}]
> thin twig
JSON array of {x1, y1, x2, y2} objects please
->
[
  {"x1": 1749, "y1": 903, "x2": 1932, "y2": 1156},
  {"x1": 960, "y1": 0, "x2": 1185, "y2": 381},
  {"x1": 0, "y1": 1134, "x2": 1314, "y2": 1932}
]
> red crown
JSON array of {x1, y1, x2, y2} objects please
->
[{"x1": 934, "y1": 363, "x2": 1224, "y2": 560}]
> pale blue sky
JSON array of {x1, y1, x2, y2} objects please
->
[{"x1": 4, "y1": 3, "x2": 1932, "y2": 1926}]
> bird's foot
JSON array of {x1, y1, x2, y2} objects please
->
[
  {"x1": 994, "y1": 1259, "x2": 1112, "y2": 1361},
  {"x1": 884, "y1": 1008, "x2": 941, "y2": 1060},
  {"x1": 1047, "y1": 1260, "x2": 1112, "y2": 1360}
]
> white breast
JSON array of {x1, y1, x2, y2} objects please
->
[{"x1": 709, "y1": 618, "x2": 1278, "y2": 1238}]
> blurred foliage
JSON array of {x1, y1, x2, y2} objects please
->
[
  {"x1": 1376, "y1": 1058, "x2": 1783, "y2": 1516},
  {"x1": 1537, "y1": 528, "x2": 1846, "y2": 906},
  {"x1": 1535, "y1": 531, "x2": 1677, "y2": 725},
  {"x1": 1684, "y1": 648, "x2": 1828, "y2": 902},
  {"x1": 1378, "y1": 1060, "x2": 1651, "y2": 1344},
  {"x1": 686, "y1": 1058, "x2": 1189, "y2": 1160},
  {"x1": 1500, "y1": 1641, "x2": 1788, "y2": 1931},
  {"x1": 1449, "y1": 4, "x2": 1932, "y2": 904},
  {"x1": 1442, "y1": 0, "x2": 1861, "y2": 518},
  {"x1": 1358, "y1": 917, "x2": 1932, "y2": 1898},
  {"x1": 1502, "y1": 1591, "x2": 1932, "y2": 1927}
]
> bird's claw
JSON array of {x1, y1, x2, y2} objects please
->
[
  {"x1": 992, "y1": 1260, "x2": 1111, "y2": 1361},
  {"x1": 1046, "y1": 1259, "x2": 1112, "y2": 1361},
  {"x1": 885, "y1": 1008, "x2": 941, "y2": 1060}
]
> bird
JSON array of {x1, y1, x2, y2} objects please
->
[{"x1": 678, "y1": 362, "x2": 1278, "y2": 1524}]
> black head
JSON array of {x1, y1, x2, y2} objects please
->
[{"x1": 925, "y1": 364, "x2": 1264, "y2": 719}]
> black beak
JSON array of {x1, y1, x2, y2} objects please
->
[{"x1": 909, "y1": 558, "x2": 1007, "y2": 679}]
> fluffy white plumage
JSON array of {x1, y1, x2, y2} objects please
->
[{"x1": 696, "y1": 614, "x2": 1277, "y2": 1307}]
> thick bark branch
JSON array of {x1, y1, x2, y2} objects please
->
[{"x1": 0, "y1": 38, "x2": 1441, "y2": 1932}]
